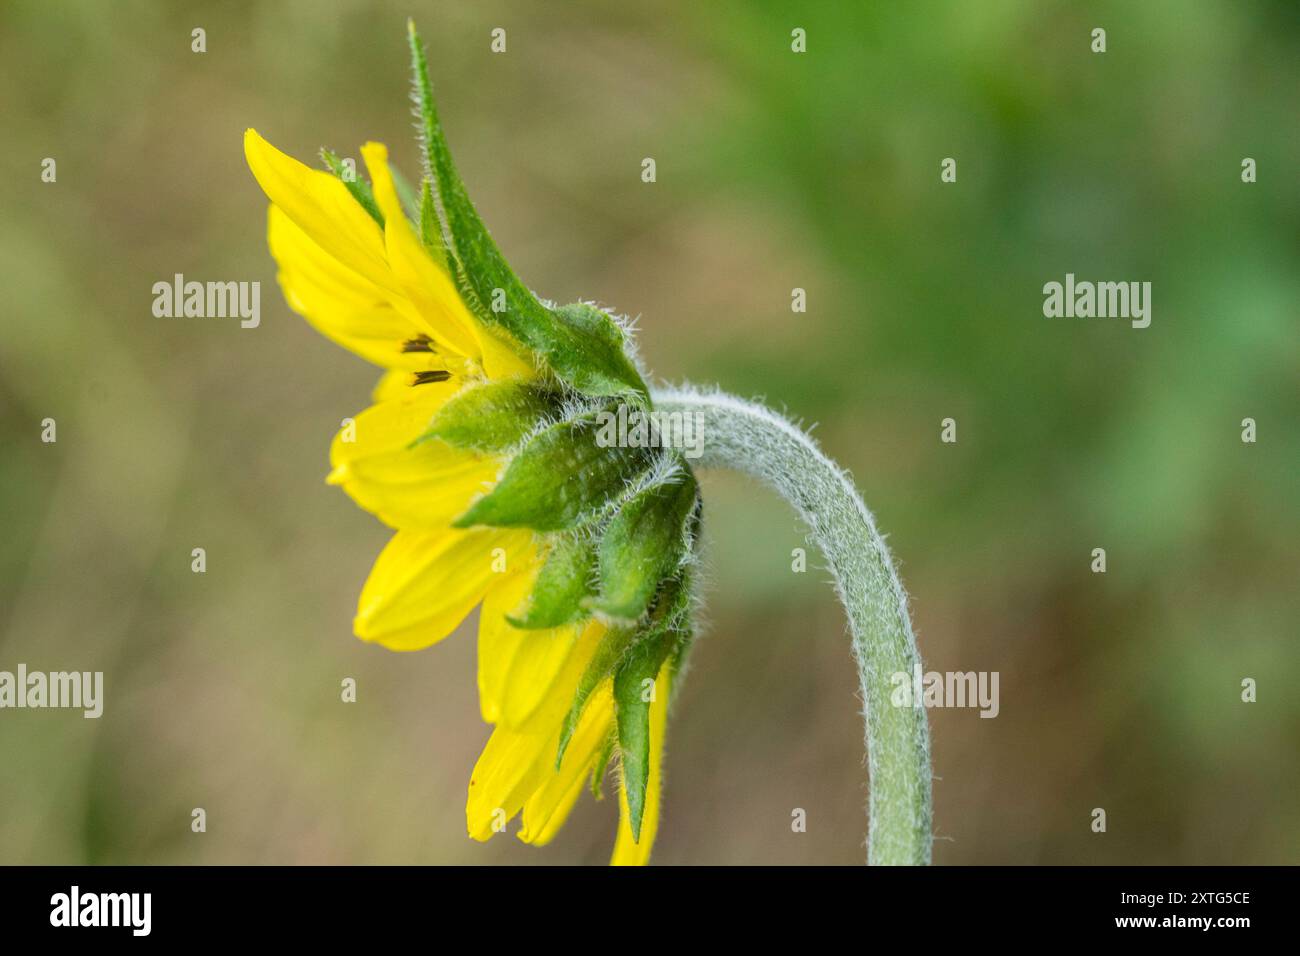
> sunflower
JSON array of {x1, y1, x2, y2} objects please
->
[{"x1": 243, "y1": 24, "x2": 700, "y2": 865}]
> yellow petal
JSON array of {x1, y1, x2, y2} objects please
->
[
  {"x1": 329, "y1": 388, "x2": 500, "y2": 529},
  {"x1": 245, "y1": 129, "x2": 397, "y2": 296},
  {"x1": 465, "y1": 722, "x2": 555, "y2": 842},
  {"x1": 371, "y1": 369, "x2": 413, "y2": 403},
  {"x1": 497, "y1": 621, "x2": 586, "y2": 728},
  {"x1": 476, "y1": 323, "x2": 536, "y2": 382},
  {"x1": 466, "y1": 622, "x2": 605, "y2": 840},
  {"x1": 475, "y1": 559, "x2": 535, "y2": 724},
  {"x1": 268, "y1": 204, "x2": 430, "y2": 369},
  {"x1": 611, "y1": 662, "x2": 672, "y2": 866},
  {"x1": 362, "y1": 141, "x2": 535, "y2": 382},
  {"x1": 355, "y1": 527, "x2": 532, "y2": 650},
  {"x1": 477, "y1": 561, "x2": 592, "y2": 728},
  {"x1": 361, "y1": 142, "x2": 486, "y2": 362},
  {"x1": 249, "y1": 131, "x2": 534, "y2": 382},
  {"x1": 517, "y1": 684, "x2": 614, "y2": 846}
]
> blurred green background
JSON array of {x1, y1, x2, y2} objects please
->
[{"x1": 1, "y1": 0, "x2": 1297, "y2": 865}]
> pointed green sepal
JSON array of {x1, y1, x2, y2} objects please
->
[
  {"x1": 589, "y1": 470, "x2": 699, "y2": 622},
  {"x1": 418, "y1": 380, "x2": 554, "y2": 453},
  {"x1": 556, "y1": 625, "x2": 636, "y2": 767},
  {"x1": 612, "y1": 622, "x2": 679, "y2": 843},
  {"x1": 407, "y1": 22, "x2": 648, "y2": 401},
  {"x1": 508, "y1": 532, "x2": 597, "y2": 629},
  {"x1": 556, "y1": 569, "x2": 695, "y2": 769},
  {"x1": 453, "y1": 416, "x2": 655, "y2": 531}
]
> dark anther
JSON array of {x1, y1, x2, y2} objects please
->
[
  {"x1": 402, "y1": 335, "x2": 436, "y2": 353},
  {"x1": 412, "y1": 370, "x2": 452, "y2": 385}
]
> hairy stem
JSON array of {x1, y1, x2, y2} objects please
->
[{"x1": 654, "y1": 386, "x2": 932, "y2": 865}]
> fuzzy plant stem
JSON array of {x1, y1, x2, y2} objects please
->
[{"x1": 653, "y1": 386, "x2": 932, "y2": 865}]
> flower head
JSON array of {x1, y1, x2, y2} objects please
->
[{"x1": 244, "y1": 21, "x2": 700, "y2": 864}]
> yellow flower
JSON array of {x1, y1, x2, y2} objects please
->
[{"x1": 245, "y1": 125, "x2": 684, "y2": 864}]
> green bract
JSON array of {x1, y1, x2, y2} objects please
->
[
  {"x1": 560, "y1": 572, "x2": 694, "y2": 838},
  {"x1": 589, "y1": 472, "x2": 699, "y2": 623},
  {"x1": 453, "y1": 415, "x2": 655, "y2": 531},
  {"x1": 507, "y1": 532, "x2": 597, "y2": 630},
  {"x1": 419, "y1": 380, "x2": 553, "y2": 453},
  {"x1": 408, "y1": 25, "x2": 649, "y2": 403},
  {"x1": 611, "y1": 576, "x2": 693, "y2": 837}
]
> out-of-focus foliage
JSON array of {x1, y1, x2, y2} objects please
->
[{"x1": 1, "y1": 0, "x2": 1295, "y2": 864}]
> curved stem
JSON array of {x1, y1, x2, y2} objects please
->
[{"x1": 654, "y1": 386, "x2": 932, "y2": 865}]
